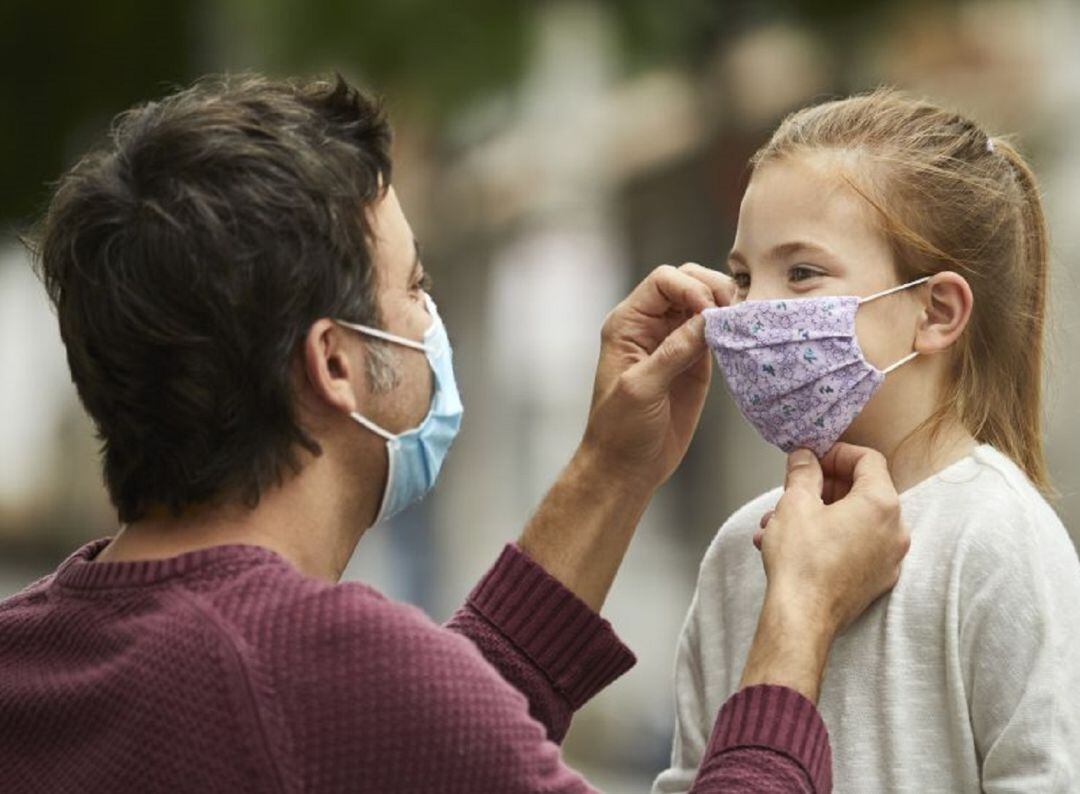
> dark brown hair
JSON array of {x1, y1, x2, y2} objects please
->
[
  {"x1": 753, "y1": 88, "x2": 1050, "y2": 490},
  {"x1": 27, "y1": 74, "x2": 393, "y2": 521}
]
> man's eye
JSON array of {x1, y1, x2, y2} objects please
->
[
  {"x1": 413, "y1": 272, "x2": 433, "y2": 292},
  {"x1": 789, "y1": 265, "x2": 822, "y2": 283}
]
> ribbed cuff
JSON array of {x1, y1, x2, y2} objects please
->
[
  {"x1": 705, "y1": 684, "x2": 832, "y2": 793},
  {"x1": 466, "y1": 544, "x2": 636, "y2": 709}
]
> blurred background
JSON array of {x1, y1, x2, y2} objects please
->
[{"x1": 2, "y1": 0, "x2": 1079, "y2": 789}]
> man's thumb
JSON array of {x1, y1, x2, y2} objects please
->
[
  {"x1": 630, "y1": 313, "x2": 708, "y2": 397},
  {"x1": 784, "y1": 448, "x2": 823, "y2": 497}
]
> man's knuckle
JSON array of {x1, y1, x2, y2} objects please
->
[
  {"x1": 897, "y1": 530, "x2": 912, "y2": 555},
  {"x1": 865, "y1": 448, "x2": 888, "y2": 467},
  {"x1": 656, "y1": 336, "x2": 685, "y2": 363},
  {"x1": 652, "y1": 264, "x2": 676, "y2": 280},
  {"x1": 651, "y1": 347, "x2": 674, "y2": 370},
  {"x1": 869, "y1": 487, "x2": 899, "y2": 515},
  {"x1": 890, "y1": 565, "x2": 903, "y2": 588},
  {"x1": 777, "y1": 491, "x2": 810, "y2": 515},
  {"x1": 600, "y1": 308, "x2": 620, "y2": 342},
  {"x1": 614, "y1": 371, "x2": 645, "y2": 403}
]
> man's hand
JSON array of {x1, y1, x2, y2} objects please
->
[
  {"x1": 519, "y1": 263, "x2": 733, "y2": 611},
  {"x1": 758, "y1": 444, "x2": 909, "y2": 635},
  {"x1": 582, "y1": 263, "x2": 735, "y2": 491},
  {"x1": 739, "y1": 444, "x2": 910, "y2": 703}
]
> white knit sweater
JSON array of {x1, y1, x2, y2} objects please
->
[{"x1": 654, "y1": 445, "x2": 1080, "y2": 793}]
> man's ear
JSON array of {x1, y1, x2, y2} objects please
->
[
  {"x1": 913, "y1": 271, "x2": 974, "y2": 355},
  {"x1": 302, "y1": 319, "x2": 362, "y2": 415}
]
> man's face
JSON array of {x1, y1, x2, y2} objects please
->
[{"x1": 365, "y1": 187, "x2": 434, "y2": 432}]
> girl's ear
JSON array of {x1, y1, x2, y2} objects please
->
[{"x1": 914, "y1": 271, "x2": 973, "y2": 355}]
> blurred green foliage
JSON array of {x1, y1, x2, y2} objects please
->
[
  {"x1": 0, "y1": 0, "x2": 191, "y2": 222},
  {"x1": 229, "y1": 0, "x2": 530, "y2": 115},
  {"x1": 1, "y1": 0, "x2": 904, "y2": 225}
]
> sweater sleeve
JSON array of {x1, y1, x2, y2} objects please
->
[
  {"x1": 444, "y1": 544, "x2": 636, "y2": 741},
  {"x1": 690, "y1": 684, "x2": 832, "y2": 793},
  {"x1": 958, "y1": 503, "x2": 1080, "y2": 792},
  {"x1": 447, "y1": 544, "x2": 833, "y2": 793},
  {"x1": 653, "y1": 584, "x2": 831, "y2": 794}
]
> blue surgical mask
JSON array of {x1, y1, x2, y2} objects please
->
[{"x1": 336, "y1": 293, "x2": 463, "y2": 525}]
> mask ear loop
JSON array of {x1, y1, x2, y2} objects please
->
[
  {"x1": 336, "y1": 320, "x2": 425, "y2": 440},
  {"x1": 881, "y1": 351, "x2": 919, "y2": 375},
  {"x1": 339, "y1": 293, "x2": 442, "y2": 440},
  {"x1": 349, "y1": 411, "x2": 396, "y2": 441},
  {"x1": 857, "y1": 276, "x2": 931, "y2": 374},
  {"x1": 857, "y1": 275, "x2": 932, "y2": 305},
  {"x1": 336, "y1": 320, "x2": 430, "y2": 352}
]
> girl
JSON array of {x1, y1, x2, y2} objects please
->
[{"x1": 654, "y1": 90, "x2": 1080, "y2": 793}]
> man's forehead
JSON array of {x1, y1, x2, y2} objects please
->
[{"x1": 367, "y1": 187, "x2": 418, "y2": 280}]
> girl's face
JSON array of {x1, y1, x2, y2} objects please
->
[{"x1": 728, "y1": 154, "x2": 929, "y2": 448}]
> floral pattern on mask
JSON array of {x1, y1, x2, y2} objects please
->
[{"x1": 703, "y1": 295, "x2": 885, "y2": 457}]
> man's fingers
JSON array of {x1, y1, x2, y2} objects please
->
[
  {"x1": 820, "y1": 442, "x2": 893, "y2": 499},
  {"x1": 753, "y1": 510, "x2": 775, "y2": 551},
  {"x1": 623, "y1": 264, "x2": 717, "y2": 319},
  {"x1": 821, "y1": 476, "x2": 851, "y2": 505},
  {"x1": 623, "y1": 313, "x2": 708, "y2": 397},
  {"x1": 820, "y1": 442, "x2": 879, "y2": 482},
  {"x1": 783, "y1": 448, "x2": 823, "y2": 497},
  {"x1": 677, "y1": 263, "x2": 736, "y2": 308}
]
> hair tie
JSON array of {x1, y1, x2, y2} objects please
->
[{"x1": 986, "y1": 137, "x2": 996, "y2": 154}]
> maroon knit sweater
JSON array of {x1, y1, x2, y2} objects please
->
[{"x1": 0, "y1": 540, "x2": 831, "y2": 793}]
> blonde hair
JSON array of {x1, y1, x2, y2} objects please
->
[{"x1": 752, "y1": 88, "x2": 1050, "y2": 491}]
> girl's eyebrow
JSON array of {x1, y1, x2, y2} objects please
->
[
  {"x1": 727, "y1": 240, "x2": 837, "y2": 271},
  {"x1": 767, "y1": 241, "x2": 835, "y2": 261}
]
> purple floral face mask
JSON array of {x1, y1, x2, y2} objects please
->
[{"x1": 703, "y1": 277, "x2": 929, "y2": 457}]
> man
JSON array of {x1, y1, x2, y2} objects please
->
[{"x1": 0, "y1": 75, "x2": 908, "y2": 792}]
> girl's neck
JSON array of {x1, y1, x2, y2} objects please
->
[
  {"x1": 882, "y1": 417, "x2": 977, "y2": 494},
  {"x1": 844, "y1": 358, "x2": 977, "y2": 493}
]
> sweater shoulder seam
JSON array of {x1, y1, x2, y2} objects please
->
[{"x1": 169, "y1": 586, "x2": 290, "y2": 794}]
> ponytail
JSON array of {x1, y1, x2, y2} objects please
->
[{"x1": 977, "y1": 138, "x2": 1050, "y2": 490}]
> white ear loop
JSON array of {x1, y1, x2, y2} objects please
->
[
  {"x1": 858, "y1": 275, "x2": 932, "y2": 304},
  {"x1": 857, "y1": 276, "x2": 931, "y2": 374},
  {"x1": 338, "y1": 296, "x2": 438, "y2": 440},
  {"x1": 881, "y1": 350, "x2": 919, "y2": 375},
  {"x1": 337, "y1": 320, "x2": 427, "y2": 441},
  {"x1": 335, "y1": 320, "x2": 429, "y2": 352},
  {"x1": 349, "y1": 411, "x2": 396, "y2": 441}
]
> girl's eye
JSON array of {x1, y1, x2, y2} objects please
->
[
  {"x1": 789, "y1": 265, "x2": 822, "y2": 283},
  {"x1": 731, "y1": 272, "x2": 751, "y2": 291}
]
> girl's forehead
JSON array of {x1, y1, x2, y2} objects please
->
[{"x1": 735, "y1": 156, "x2": 891, "y2": 265}]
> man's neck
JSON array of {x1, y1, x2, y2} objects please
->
[{"x1": 95, "y1": 454, "x2": 377, "y2": 583}]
